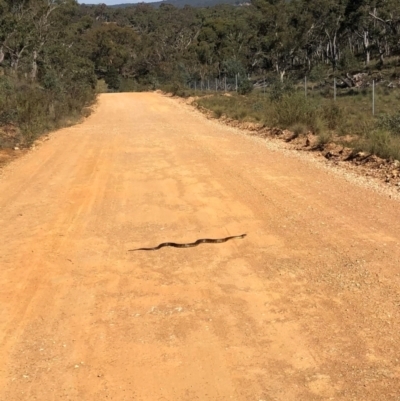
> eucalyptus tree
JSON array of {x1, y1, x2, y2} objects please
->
[
  {"x1": 368, "y1": 0, "x2": 400, "y2": 62},
  {"x1": 0, "y1": 0, "x2": 76, "y2": 78},
  {"x1": 344, "y1": 0, "x2": 378, "y2": 65},
  {"x1": 253, "y1": 0, "x2": 314, "y2": 80}
]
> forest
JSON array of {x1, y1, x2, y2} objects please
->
[{"x1": 1, "y1": 0, "x2": 400, "y2": 154}]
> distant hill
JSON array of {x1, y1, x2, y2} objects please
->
[{"x1": 110, "y1": 0, "x2": 250, "y2": 8}]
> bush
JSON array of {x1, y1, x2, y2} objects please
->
[
  {"x1": 377, "y1": 113, "x2": 400, "y2": 136},
  {"x1": 104, "y1": 67, "x2": 121, "y2": 91},
  {"x1": 360, "y1": 129, "x2": 400, "y2": 160},
  {"x1": 251, "y1": 101, "x2": 264, "y2": 112},
  {"x1": 339, "y1": 49, "x2": 360, "y2": 72},
  {"x1": 96, "y1": 79, "x2": 109, "y2": 93},
  {"x1": 317, "y1": 129, "x2": 331, "y2": 145},
  {"x1": 163, "y1": 82, "x2": 182, "y2": 96},
  {"x1": 222, "y1": 59, "x2": 246, "y2": 78},
  {"x1": 238, "y1": 79, "x2": 253, "y2": 95},
  {"x1": 272, "y1": 93, "x2": 319, "y2": 129},
  {"x1": 0, "y1": 72, "x2": 96, "y2": 148},
  {"x1": 309, "y1": 64, "x2": 326, "y2": 86},
  {"x1": 269, "y1": 78, "x2": 294, "y2": 101},
  {"x1": 290, "y1": 123, "x2": 308, "y2": 136},
  {"x1": 119, "y1": 78, "x2": 140, "y2": 92},
  {"x1": 214, "y1": 108, "x2": 223, "y2": 118},
  {"x1": 322, "y1": 102, "x2": 344, "y2": 130}
]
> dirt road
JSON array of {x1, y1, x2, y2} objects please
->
[{"x1": 1, "y1": 93, "x2": 400, "y2": 401}]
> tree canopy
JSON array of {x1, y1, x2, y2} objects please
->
[
  {"x1": 0, "y1": 0, "x2": 399, "y2": 145},
  {"x1": 2, "y1": 0, "x2": 400, "y2": 89}
]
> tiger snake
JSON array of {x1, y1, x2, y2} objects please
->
[{"x1": 129, "y1": 233, "x2": 246, "y2": 251}]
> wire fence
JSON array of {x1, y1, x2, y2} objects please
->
[
  {"x1": 186, "y1": 74, "x2": 387, "y2": 117},
  {"x1": 188, "y1": 75, "x2": 242, "y2": 92}
]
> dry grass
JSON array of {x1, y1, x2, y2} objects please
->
[{"x1": 195, "y1": 85, "x2": 400, "y2": 161}]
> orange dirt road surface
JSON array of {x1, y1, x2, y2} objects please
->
[{"x1": 1, "y1": 93, "x2": 400, "y2": 401}]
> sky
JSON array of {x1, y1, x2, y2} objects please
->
[{"x1": 78, "y1": 0, "x2": 153, "y2": 4}]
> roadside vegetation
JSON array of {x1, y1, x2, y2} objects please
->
[
  {"x1": 0, "y1": 73, "x2": 95, "y2": 148},
  {"x1": 193, "y1": 73, "x2": 400, "y2": 161},
  {"x1": 1, "y1": 0, "x2": 400, "y2": 161},
  {"x1": 0, "y1": 0, "x2": 96, "y2": 148}
]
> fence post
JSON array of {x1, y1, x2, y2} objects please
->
[
  {"x1": 215, "y1": 78, "x2": 218, "y2": 92},
  {"x1": 224, "y1": 76, "x2": 227, "y2": 92},
  {"x1": 194, "y1": 81, "x2": 196, "y2": 93},
  {"x1": 235, "y1": 74, "x2": 238, "y2": 92},
  {"x1": 305, "y1": 76, "x2": 307, "y2": 98},
  {"x1": 334, "y1": 78, "x2": 336, "y2": 102},
  {"x1": 372, "y1": 80, "x2": 375, "y2": 115}
]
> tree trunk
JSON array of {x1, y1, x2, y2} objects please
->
[
  {"x1": 30, "y1": 50, "x2": 38, "y2": 81},
  {"x1": 363, "y1": 31, "x2": 370, "y2": 65}
]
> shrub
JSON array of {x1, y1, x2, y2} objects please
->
[
  {"x1": 0, "y1": 72, "x2": 96, "y2": 148},
  {"x1": 251, "y1": 101, "x2": 264, "y2": 112},
  {"x1": 163, "y1": 82, "x2": 183, "y2": 96},
  {"x1": 238, "y1": 79, "x2": 253, "y2": 95},
  {"x1": 317, "y1": 129, "x2": 331, "y2": 145},
  {"x1": 214, "y1": 108, "x2": 223, "y2": 118},
  {"x1": 360, "y1": 129, "x2": 400, "y2": 160},
  {"x1": 322, "y1": 102, "x2": 344, "y2": 130},
  {"x1": 272, "y1": 93, "x2": 319, "y2": 129},
  {"x1": 377, "y1": 113, "x2": 400, "y2": 136},
  {"x1": 339, "y1": 48, "x2": 360, "y2": 72},
  {"x1": 290, "y1": 123, "x2": 308, "y2": 136},
  {"x1": 269, "y1": 78, "x2": 294, "y2": 101},
  {"x1": 96, "y1": 79, "x2": 109, "y2": 93},
  {"x1": 104, "y1": 67, "x2": 121, "y2": 91},
  {"x1": 309, "y1": 64, "x2": 326, "y2": 86}
]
